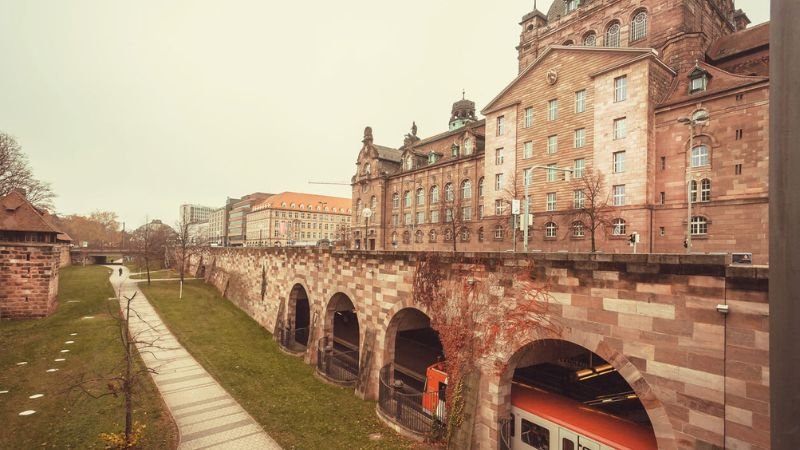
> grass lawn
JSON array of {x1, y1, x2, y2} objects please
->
[
  {"x1": 130, "y1": 269, "x2": 182, "y2": 280},
  {"x1": 124, "y1": 261, "x2": 165, "y2": 273},
  {"x1": 142, "y1": 280, "x2": 429, "y2": 450},
  {"x1": 0, "y1": 266, "x2": 177, "y2": 450}
]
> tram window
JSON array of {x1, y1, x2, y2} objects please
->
[
  {"x1": 521, "y1": 419, "x2": 550, "y2": 449},
  {"x1": 561, "y1": 438, "x2": 574, "y2": 450},
  {"x1": 510, "y1": 413, "x2": 515, "y2": 437}
]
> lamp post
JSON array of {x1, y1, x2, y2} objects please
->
[{"x1": 677, "y1": 110, "x2": 710, "y2": 254}]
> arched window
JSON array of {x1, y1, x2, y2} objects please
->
[
  {"x1": 415, "y1": 230, "x2": 424, "y2": 243},
  {"x1": 545, "y1": 222, "x2": 558, "y2": 238},
  {"x1": 631, "y1": 10, "x2": 648, "y2": 42},
  {"x1": 612, "y1": 218, "x2": 626, "y2": 235},
  {"x1": 691, "y1": 216, "x2": 708, "y2": 235},
  {"x1": 572, "y1": 221, "x2": 585, "y2": 237},
  {"x1": 494, "y1": 225, "x2": 505, "y2": 240},
  {"x1": 478, "y1": 227, "x2": 485, "y2": 241},
  {"x1": 701, "y1": 178, "x2": 711, "y2": 202},
  {"x1": 430, "y1": 185, "x2": 440, "y2": 204},
  {"x1": 462, "y1": 180, "x2": 472, "y2": 199},
  {"x1": 404, "y1": 191, "x2": 412, "y2": 208},
  {"x1": 429, "y1": 229, "x2": 437, "y2": 242},
  {"x1": 391, "y1": 231, "x2": 398, "y2": 245},
  {"x1": 370, "y1": 196, "x2": 377, "y2": 210},
  {"x1": 583, "y1": 32, "x2": 597, "y2": 46},
  {"x1": 392, "y1": 193, "x2": 399, "y2": 209},
  {"x1": 606, "y1": 22, "x2": 621, "y2": 48},
  {"x1": 460, "y1": 227, "x2": 470, "y2": 242},
  {"x1": 416, "y1": 188, "x2": 425, "y2": 206},
  {"x1": 444, "y1": 228, "x2": 453, "y2": 241},
  {"x1": 356, "y1": 199, "x2": 363, "y2": 215},
  {"x1": 364, "y1": 162, "x2": 371, "y2": 175},
  {"x1": 445, "y1": 183, "x2": 454, "y2": 201},
  {"x1": 563, "y1": 39, "x2": 574, "y2": 46},
  {"x1": 690, "y1": 180, "x2": 698, "y2": 203},
  {"x1": 478, "y1": 177, "x2": 485, "y2": 197},
  {"x1": 403, "y1": 230, "x2": 410, "y2": 244},
  {"x1": 691, "y1": 145, "x2": 709, "y2": 167}
]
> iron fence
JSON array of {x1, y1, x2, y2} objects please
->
[
  {"x1": 316, "y1": 337, "x2": 359, "y2": 385},
  {"x1": 279, "y1": 326, "x2": 309, "y2": 353},
  {"x1": 377, "y1": 364, "x2": 445, "y2": 436}
]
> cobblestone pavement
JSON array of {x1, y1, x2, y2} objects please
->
[{"x1": 109, "y1": 266, "x2": 282, "y2": 450}]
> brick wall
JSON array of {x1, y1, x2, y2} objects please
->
[
  {"x1": 0, "y1": 242, "x2": 62, "y2": 319},
  {"x1": 188, "y1": 247, "x2": 769, "y2": 450}
]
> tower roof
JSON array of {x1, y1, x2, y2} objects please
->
[{"x1": 450, "y1": 91, "x2": 476, "y2": 126}]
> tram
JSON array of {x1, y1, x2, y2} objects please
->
[{"x1": 423, "y1": 363, "x2": 657, "y2": 450}]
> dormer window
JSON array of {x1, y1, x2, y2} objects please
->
[
  {"x1": 565, "y1": 0, "x2": 580, "y2": 14},
  {"x1": 404, "y1": 156, "x2": 413, "y2": 170},
  {"x1": 688, "y1": 66, "x2": 712, "y2": 94},
  {"x1": 451, "y1": 143, "x2": 460, "y2": 157},
  {"x1": 464, "y1": 138, "x2": 473, "y2": 155},
  {"x1": 428, "y1": 152, "x2": 439, "y2": 164}
]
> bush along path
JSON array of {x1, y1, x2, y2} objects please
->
[{"x1": 113, "y1": 265, "x2": 282, "y2": 450}]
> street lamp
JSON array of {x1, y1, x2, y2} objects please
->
[{"x1": 677, "y1": 110, "x2": 710, "y2": 254}]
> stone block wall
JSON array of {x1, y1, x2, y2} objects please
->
[
  {"x1": 188, "y1": 248, "x2": 769, "y2": 450},
  {"x1": 0, "y1": 242, "x2": 62, "y2": 319}
]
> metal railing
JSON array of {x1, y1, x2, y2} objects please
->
[
  {"x1": 278, "y1": 326, "x2": 308, "y2": 353},
  {"x1": 377, "y1": 364, "x2": 445, "y2": 436},
  {"x1": 316, "y1": 337, "x2": 359, "y2": 385}
]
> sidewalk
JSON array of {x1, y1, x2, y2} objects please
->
[{"x1": 109, "y1": 266, "x2": 281, "y2": 450}]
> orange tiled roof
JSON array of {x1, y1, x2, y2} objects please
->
[
  {"x1": 0, "y1": 190, "x2": 62, "y2": 235},
  {"x1": 253, "y1": 192, "x2": 352, "y2": 214}
]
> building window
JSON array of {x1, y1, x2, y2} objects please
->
[
  {"x1": 660, "y1": 192, "x2": 665, "y2": 204},
  {"x1": 574, "y1": 159, "x2": 585, "y2": 178},
  {"x1": 583, "y1": 32, "x2": 597, "y2": 46},
  {"x1": 691, "y1": 145, "x2": 710, "y2": 167},
  {"x1": 545, "y1": 222, "x2": 558, "y2": 238},
  {"x1": 478, "y1": 227, "x2": 485, "y2": 241},
  {"x1": 612, "y1": 218, "x2": 626, "y2": 235},
  {"x1": 565, "y1": 0, "x2": 579, "y2": 13},
  {"x1": 574, "y1": 128, "x2": 586, "y2": 148},
  {"x1": 444, "y1": 228, "x2": 452, "y2": 241},
  {"x1": 736, "y1": 93, "x2": 744, "y2": 102},
  {"x1": 495, "y1": 173, "x2": 504, "y2": 190},
  {"x1": 356, "y1": 199, "x2": 363, "y2": 215},
  {"x1": 460, "y1": 227, "x2": 470, "y2": 241},
  {"x1": 660, "y1": 156, "x2": 666, "y2": 170},
  {"x1": 445, "y1": 208, "x2": 453, "y2": 223},
  {"x1": 478, "y1": 177, "x2": 485, "y2": 197},
  {"x1": 497, "y1": 115, "x2": 505, "y2": 136},
  {"x1": 404, "y1": 191, "x2": 412, "y2": 208},
  {"x1": 631, "y1": 10, "x2": 647, "y2": 41},
  {"x1": 606, "y1": 22, "x2": 621, "y2": 47},
  {"x1": 548, "y1": 99, "x2": 559, "y2": 121},
  {"x1": 572, "y1": 221, "x2": 585, "y2": 237},
  {"x1": 495, "y1": 148, "x2": 504, "y2": 165},
  {"x1": 524, "y1": 107, "x2": 534, "y2": 128},
  {"x1": 495, "y1": 199, "x2": 504, "y2": 215},
  {"x1": 430, "y1": 185, "x2": 439, "y2": 204},
  {"x1": 614, "y1": 76, "x2": 627, "y2": 102},
  {"x1": 735, "y1": 129, "x2": 743, "y2": 140},
  {"x1": 613, "y1": 151, "x2": 626, "y2": 173},
  {"x1": 735, "y1": 163, "x2": 743, "y2": 175},
  {"x1": 478, "y1": 204, "x2": 484, "y2": 219},
  {"x1": 613, "y1": 117, "x2": 626, "y2": 140},
  {"x1": 403, "y1": 231, "x2": 411, "y2": 244},
  {"x1": 546, "y1": 192, "x2": 557, "y2": 211},
  {"x1": 429, "y1": 229, "x2": 437, "y2": 242},
  {"x1": 416, "y1": 188, "x2": 425, "y2": 205},
  {"x1": 523, "y1": 141, "x2": 533, "y2": 159},
  {"x1": 392, "y1": 214, "x2": 399, "y2": 226},
  {"x1": 445, "y1": 183, "x2": 454, "y2": 201},
  {"x1": 404, "y1": 213, "x2": 412, "y2": 225},
  {"x1": 405, "y1": 156, "x2": 413, "y2": 171},
  {"x1": 613, "y1": 184, "x2": 626, "y2": 206},
  {"x1": 547, "y1": 135, "x2": 558, "y2": 154},
  {"x1": 415, "y1": 230, "x2": 423, "y2": 243},
  {"x1": 691, "y1": 216, "x2": 708, "y2": 235},
  {"x1": 416, "y1": 211, "x2": 425, "y2": 224},
  {"x1": 690, "y1": 75, "x2": 708, "y2": 93},
  {"x1": 575, "y1": 89, "x2": 586, "y2": 113},
  {"x1": 464, "y1": 139, "x2": 473, "y2": 155},
  {"x1": 523, "y1": 168, "x2": 532, "y2": 186},
  {"x1": 428, "y1": 152, "x2": 439, "y2": 164},
  {"x1": 700, "y1": 178, "x2": 711, "y2": 202},
  {"x1": 494, "y1": 225, "x2": 505, "y2": 240},
  {"x1": 430, "y1": 210, "x2": 439, "y2": 223},
  {"x1": 371, "y1": 196, "x2": 377, "y2": 210},
  {"x1": 547, "y1": 163, "x2": 557, "y2": 182},
  {"x1": 462, "y1": 180, "x2": 472, "y2": 199},
  {"x1": 573, "y1": 190, "x2": 585, "y2": 209}
]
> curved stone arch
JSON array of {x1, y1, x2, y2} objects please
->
[
  {"x1": 285, "y1": 277, "x2": 312, "y2": 319},
  {"x1": 322, "y1": 289, "x2": 364, "y2": 350},
  {"x1": 492, "y1": 329, "x2": 677, "y2": 450},
  {"x1": 379, "y1": 303, "x2": 436, "y2": 371}
]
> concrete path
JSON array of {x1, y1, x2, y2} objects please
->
[{"x1": 108, "y1": 266, "x2": 281, "y2": 450}]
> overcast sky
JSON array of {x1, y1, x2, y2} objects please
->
[{"x1": 0, "y1": 0, "x2": 769, "y2": 229}]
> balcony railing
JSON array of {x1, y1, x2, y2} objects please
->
[
  {"x1": 377, "y1": 364, "x2": 445, "y2": 436},
  {"x1": 316, "y1": 337, "x2": 359, "y2": 386}
]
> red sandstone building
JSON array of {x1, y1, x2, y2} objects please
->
[
  {"x1": 0, "y1": 190, "x2": 71, "y2": 319},
  {"x1": 352, "y1": 0, "x2": 769, "y2": 263}
]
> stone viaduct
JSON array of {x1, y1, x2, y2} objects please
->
[{"x1": 187, "y1": 248, "x2": 769, "y2": 450}]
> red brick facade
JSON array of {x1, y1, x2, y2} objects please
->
[{"x1": 0, "y1": 243, "x2": 63, "y2": 319}]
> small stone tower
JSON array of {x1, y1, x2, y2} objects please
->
[{"x1": 449, "y1": 92, "x2": 477, "y2": 131}]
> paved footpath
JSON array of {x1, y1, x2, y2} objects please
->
[{"x1": 109, "y1": 266, "x2": 282, "y2": 450}]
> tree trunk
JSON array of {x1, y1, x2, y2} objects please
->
[{"x1": 124, "y1": 298, "x2": 134, "y2": 446}]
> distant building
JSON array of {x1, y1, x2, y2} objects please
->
[
  {"x1": 187, "y1": 222, "x2": 209, "y2": 244},
  {"x1": 208, "y1": 198, "x2": 239, "y2": 247},
  {"x1": 245, "y1": 192, "x2": 351, "y2": 247},
  {"x1": 227, "y1": 193, "x2": 272, "y2": 247},
  {"x1": 179, "y1": 204, "x2": 213, "y2": 224},
  {"x1": 0, "y1": 190, "x2": 71, "y2": 319}
]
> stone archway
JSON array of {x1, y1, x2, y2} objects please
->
[
  {"x1": 383, "y1": 307, "x2": 443, "y2": 391},
  {"x1": 491, "y1": 334, "x2": 676, "y2": 450},
  {"x1": 284, "y1": 283, "x2": 310, "y2": 350},
  {"x1": 317, "y1": 292, "x2": 360, "y2": 385}
]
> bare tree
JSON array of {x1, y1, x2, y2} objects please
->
[
  {"x1": 174, "y1": 217, "x2": 206, "y2": 298},
  {"x1": 570, "y1": 170, "x2": 613, "y2": 252},
  {"x1": 130, "y1": 218, "x2": 176, "y2": 285},
  {"x1": 0, "y1": 132, "x2": 55, "y2": 209},
  {"x1": 439, "y1": 181, "x2": 474, "y2": 253}
]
